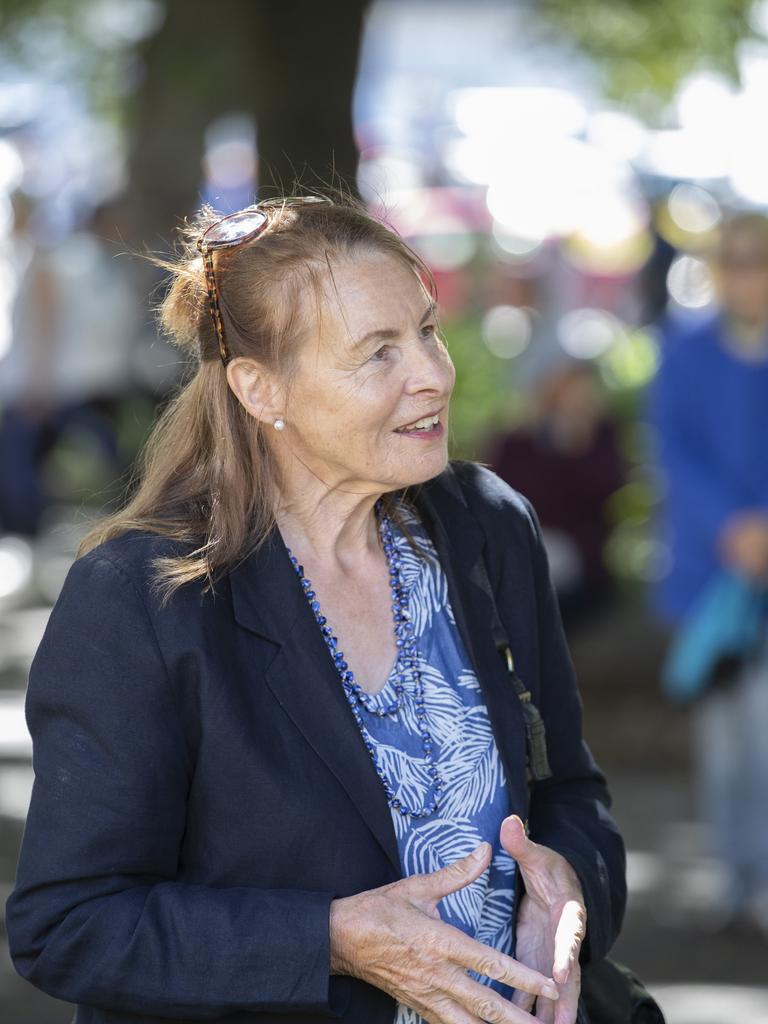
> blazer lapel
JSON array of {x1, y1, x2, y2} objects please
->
[{"x1": 229, "y1": 529, "x2": 403, "y2": 876}]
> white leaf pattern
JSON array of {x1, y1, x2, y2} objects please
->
[{"x1": 354, "y1": 497, "x2": 521, "y2": 1024}]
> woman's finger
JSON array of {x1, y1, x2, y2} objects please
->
[
  {"x1": 535, "y1": 995, "x2": 557, "y2": 1024},
  {"x1": 418, "y1": 995, "x2": 488, "y2": 1024},
  {"x1": 552, "y1": 900, "x2": 586, "y2": 985},
  {"x1": 510, "y1": 987, "x2": 536, "y2": 1013},
  {"x1": 443, "y1": 929, "x2": 560, "y2": 1001},
  {"x1": 408, "y1": 843, "x2": 492, "y2": 906},
  {"x1": 448, "y1": 971, "x2": 541, "y2": 1024},
  {"x1": 553, "y1": 965, "x2": 581, "y2": 1024}
]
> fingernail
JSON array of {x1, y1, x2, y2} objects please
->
[
  {"x1": 543, "y1": 983, "x2": 560, "y2": 999},
  {"x1": 472, "y1": 842, "x2": 488, "y2": 861}
]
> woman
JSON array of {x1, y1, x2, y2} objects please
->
[{"x1": 6, "y1": 193, "x2": 626, "y2": 1024}]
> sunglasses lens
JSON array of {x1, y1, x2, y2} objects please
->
[{"x1": 204, "y1": 209, "x2": 268, "y2": 246}]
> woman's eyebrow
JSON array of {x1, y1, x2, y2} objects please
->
[{"x1": 353, "y1": 299, "x2": 438, "y2": 349}]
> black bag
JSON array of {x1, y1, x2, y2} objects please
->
[
  {"x1": 579, "y1": 959, "x2": 666, "y2": 1024},
  {"x1": 447, "y1": 466, "x2": 665, "y2": 1024}
]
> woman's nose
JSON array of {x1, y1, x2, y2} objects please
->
[{"x1": 403, "y1": 337, "x2": 455, "y2": 395}]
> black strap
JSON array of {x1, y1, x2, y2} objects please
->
[
  {"x1": 444, "y1": 464, "x2": 553, "y2": 783},
  {"x1": 471, "y1": 553, "x2": 553, "y2": 783}
]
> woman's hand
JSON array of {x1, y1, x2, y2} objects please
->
[
  {"x1": 718, "y1": 512, "x2": 768, "y2": 582},
  {"x1": 501, "y1": 815, "x2": 587, "y2": 1024},
  {"x1": 329, "y1": 841, "x2": 561, "y2": 1024}
]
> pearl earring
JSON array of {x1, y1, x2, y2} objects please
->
[{"x1": 273, "y1": 418, "x2": 285, "y2": 431}]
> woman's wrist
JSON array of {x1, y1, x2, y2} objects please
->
[{"x1": 329, "y1": 896, "x2": 356, "y2": 976}]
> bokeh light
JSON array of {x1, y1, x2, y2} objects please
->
[{"x1": 481, "y1": 305, "x2": 533, "y2": 359}]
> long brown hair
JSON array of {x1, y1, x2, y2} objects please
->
[{"x1": 78, "y1": 186, "x2": 438, "y2": 600}]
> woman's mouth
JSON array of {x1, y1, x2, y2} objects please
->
[{"x1": 393, "y1": 413, "x2": 444, "y2": 439}]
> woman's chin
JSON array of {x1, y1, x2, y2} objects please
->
[{"x1": 388, "y1": 445, "x2": 450, "y2": 490}]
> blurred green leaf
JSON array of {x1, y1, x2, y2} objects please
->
[
  {"x1": 441, "y1": 315, "x2": 517, "y2": 458},
  {"x1": 535, "y1": 0, "x2": 760, "y2": 115}
]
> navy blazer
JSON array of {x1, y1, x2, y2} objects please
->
[{"x1": 6, "y1": 460, "x2": 627, "y2": 1024}]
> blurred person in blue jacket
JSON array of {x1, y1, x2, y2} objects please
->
[{"x1": 647, "y1": 211, "x2": 768, "y2": 937}]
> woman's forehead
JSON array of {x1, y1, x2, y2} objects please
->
[{"x1": 316, "y1": 253, "x2": 430, "y2": 341}]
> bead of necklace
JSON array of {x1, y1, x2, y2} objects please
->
[{"x1": 285, "y1": 498, "x2": 444, "y2": 818}]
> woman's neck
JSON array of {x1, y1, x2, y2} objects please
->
[{"x1": 273, "y1": 477, "x2": 383, "y2": 572}]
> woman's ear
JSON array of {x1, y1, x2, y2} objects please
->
[{"x1": 225, "y1": 357, "x2": 285, "y2": 426}]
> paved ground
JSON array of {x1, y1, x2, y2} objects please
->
[{"x1": 0, "y1": 535, "x2": 766, "y2": 1023}]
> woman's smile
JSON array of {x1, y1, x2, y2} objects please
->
[
  {"x1": 393, "y1": 420, "x2": 445, "y2": 441},
  {"x1": 393, "y1": 406, "x2": 446, "y2": 440}
]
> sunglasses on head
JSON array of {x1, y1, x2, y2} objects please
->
[{"x1": 195, "y1": 195, "x2": 333, "y2": 365}]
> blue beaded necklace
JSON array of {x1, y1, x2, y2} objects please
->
[{"x1": 285, "y1": 497, "x2": 444, "y2": 818}]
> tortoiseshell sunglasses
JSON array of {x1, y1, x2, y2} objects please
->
[{"x1": 195, "y1": 195, "x2": 333, "y2": 365}]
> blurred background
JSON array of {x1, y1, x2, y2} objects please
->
[{"x1": 2, "y1": 0, "x2": 768, "y2": 1020}]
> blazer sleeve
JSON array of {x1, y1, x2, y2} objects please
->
[
  {"x1": 5, "y1": 550, "x2": 342, "y2": 1020},
  {"x1": 518, "y1": 494, "x2": 628, "y2": 966}
]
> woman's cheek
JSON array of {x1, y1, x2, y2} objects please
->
[{"x1": 443, "y1": 347, "x2": 457, "y2": 384}]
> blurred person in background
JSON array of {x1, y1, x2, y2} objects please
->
[
  {"x1": 0, "y1": 190, "x2": 57, "y2": 534},
  {"x1": 0, "y1": 196, "x2": 139, "y2": 536},
  {"x1": 648, "y1": 211, "x2": 768, "y2": 938},
  {"x1": 486, "y1": 359, "x2": 626, "y2": 629}
]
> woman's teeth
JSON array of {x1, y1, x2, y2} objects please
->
[{"x1": 395, "y1": 415, "x2": 440, "y2": 433}]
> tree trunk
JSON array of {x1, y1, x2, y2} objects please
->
[{"x1": 126, "y1": 0, "x2": 370, "y2": 252}]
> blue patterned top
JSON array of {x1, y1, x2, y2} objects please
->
[{"x1": 356, "y1": 496, "x2": 520, "y2": 1023}]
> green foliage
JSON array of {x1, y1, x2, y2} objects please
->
[
  {"x1": 441, "y1": 315, "x2": 517, "y2": 460},
  {"x1": 535, "y1": 0, "x2": 760, "y2": 118},
  {"x1": 2, "y1": 0, "x2": 761, "y2": 123}
]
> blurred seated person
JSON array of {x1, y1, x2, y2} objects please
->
[{"x1": 486, "y1": 359, "x2": 626, "y2": 627}]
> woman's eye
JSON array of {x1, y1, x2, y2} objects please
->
[{"x1": 369, "y1": 326, "x2": 438, "y2": 363}]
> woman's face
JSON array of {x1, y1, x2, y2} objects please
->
[{"x1": 278, "y1": 251, "x2": 456, "y2": 496}]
